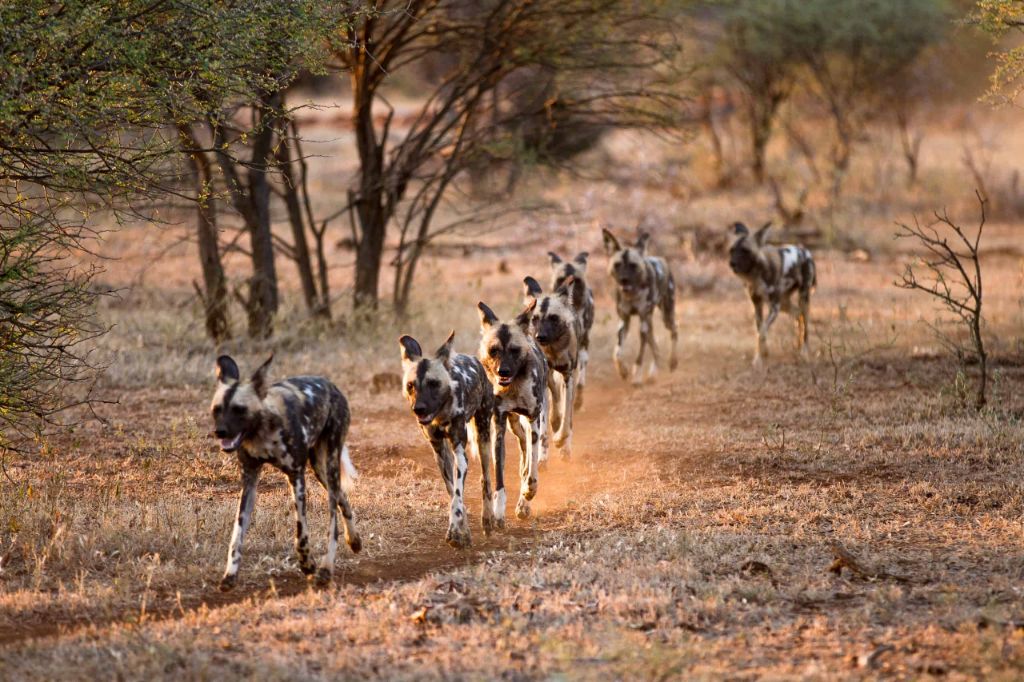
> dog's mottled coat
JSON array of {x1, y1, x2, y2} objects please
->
[
  {"x1": 728, "y1": 221, "x2": 817, "y2": 366},
  {"x1": 523, "y1": 275, "x2": 581, "y2": 460},
  {"x1": 399, "y1": 332, "x2": 496, "y2": 548},
  {"x1": 602, "y1": 229, "x2": 679, "y2": 384},
  {"x1": 477, "y1": 301, "x2": 549, "y2": 521},
  {"x1": 209, "y1": 355, "x2": 360, "y2": 590},
  {"x1": 547, "y1": 251, "x2": 594, "y2": 409}
]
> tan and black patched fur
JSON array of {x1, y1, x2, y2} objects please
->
[
  {"x1": 602, "y1": 228, "x2": 679, "y2": 384},
  {"x1": 477, "y1": 301, "x2": 549, "y2": 523},
  {"x1": 522, "y1": 274, "x2": 581, "y2": 461},
  {"x1": 209, "y1": 355, "x2": 360, "y2": 590},
  {"x1": 728, "y1": 221, "x2": 817, "y2": 367},
  {"x1": 399, "y1": 331, "x2": 496, "y2": 548},
  {"x1": 546, "y1": 251, "x2": 594, "y2": 409}
]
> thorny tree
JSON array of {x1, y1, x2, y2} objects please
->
[
  {"x1": 896, "y1": 192, "x2": 988, "y2": 409},
  {"x1": 334, "y1": 0, "x2": 682, "y2": 312}
]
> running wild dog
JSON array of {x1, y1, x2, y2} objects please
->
[
  {"x1": 546, "y1": 251, "x2": 594, "y2": 409},
  {"x1": 399, "y1": 332, "x2": 496, "y2": 548},
  {"x1": 728, "y1": 221, "x2": 816, "y2": 367},
  {"x1": 601, "y1": 228, "x2": 679, "y2": 384},
  {"x1": 522, "y1": 274, "x2": 581, "y2": 460},
  {"x1": 209, "y1": 355, "x2": 360, "y2": 590},
  {"x1": 478, "y1": 301, "x2": 549, "y2": 520}
]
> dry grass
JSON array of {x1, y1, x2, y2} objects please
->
[{"x1": 3, "y1": 100, "x2": 1024, "y2": 679}]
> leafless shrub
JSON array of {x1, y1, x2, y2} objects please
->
[{"x1": 896, "y1": 192, "x2": 988, "y2": 409}]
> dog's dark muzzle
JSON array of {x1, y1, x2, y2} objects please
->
[{"x1": 216, "y1": 431, "x2": 244, "y2": 452}]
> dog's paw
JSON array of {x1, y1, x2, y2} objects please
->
[
  {"x1": 314, "y1": 567, "x2": 333, "y2": 587},
  {"x1": 515, "y1": 497, "x2": 531, "y2": 520},
  {"x1": 445, "y1": 523, "x2": 471, "y2": 549},
  {"x1": 218, "y1": 574, "x2": 237, "y2": 592},
  {"x1": 299, "y1": 560, "x2": 317, "y2": 576},
  {"x1": 347, "y1": 533, "x2": 362, "y2": 554}
]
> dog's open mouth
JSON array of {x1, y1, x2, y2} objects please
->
[
  {"x1": 220, "y1": 433, "x2": 243, "y2": 452},
  {"x1": 498, "y1": 376, "x2": 513, "y2": 386},
  {"x1": 417, "y1": 412, "x2": 436, "y2": 425}
]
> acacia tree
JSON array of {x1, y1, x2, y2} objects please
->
[
  {"x1": 714, "y1": 0, "x2": 797, "y2": 184},
  {"x1": 168, "y1": 2, "x2": 340, "y2": 339},
  {"x1": 0, "y1": 0, "x2": 338, "y2": 449},
  {"x1": 781, "y1": 0, "x2": 948, "y2": 197},
  {"x1": 334, "y1": 0, "x2": 682, "y2": 312}
]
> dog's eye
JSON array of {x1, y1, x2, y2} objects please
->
[
  {"x1": 508, "y1": 346, "x2": 520, "y2": 355},
  {"x1": 488, "y1": 347, "x2": 500, "y2": 358},
  {"x1": 427, "y1": 379, "x2": 441, "y2": 390},
  {"x1": 212, "y1": 405, "x2": 222, "y2": 416},
  {"x1": 230, "y1": 405, "x2": 247, "y2": 416},
  {"x1": 406, "y1": 382, "x2": 415, "y2": 393}
]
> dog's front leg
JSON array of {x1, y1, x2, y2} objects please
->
[
  {"x1": 633, "y1": 314, "x2": 659, "y2": 385},
  {"x1": 444, "y1": 422, "x2": 471, "y2": 548},
  {"x1": 287, "y1": 469, "x2": 316, "y2": 576},
  {"x1": 509, "y1": 415, "x2": 535, "y2": 519},
  {"x1": 474, "y1": 411, "x2": 495, "y2": 534},
  {"x1": 613, "y1": 315, "x2": 631, "y2": 380},
  {"x1": 220, "y1": 462, "x2": 261, "y2": 591},
  {"x1": 554, "y1": 368, "x2": 574, "y2": 459},
  {"x1": 797, "y1": 288, "x2": 811, "y2": 357},
  {"x1": 491, "y1": 410, "x2": 508, "y2": 529}
]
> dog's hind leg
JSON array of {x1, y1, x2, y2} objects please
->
[
  {"x1": 472, "y1": 411, "x2": 495, "y2": 534},
  {"x1": 662, "y1": 277, "x2": 679, "y2": 372},
  {"x1": 220, "y1": 462, "x2": 261, "y2": 591},
  {"x1": 574, "y1": 346, "x2": 588, "y2": 411},
  {"x1": 797, "y1": 287, "x2": 811, "y2": 358},
  {"x1": 751, "y1": 296, "x2": 767, "y2": 368},
  {"x1": 286, "y1": 469, "x2": 317, "y2": 576},
  {"x1": 311, "y1": 444, "x2": 360, "y2": 585}
]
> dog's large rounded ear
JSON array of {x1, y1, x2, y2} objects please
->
[
  {"x1": 523, "y1": 275, "x2": 543, "y2": 297},
  {"x1": 515, "y1": 299, "x2": 536, "y2": 333},
  {"x1": 215, "y1": 355, "x2": 240, "y2": 384},
  {"x1": 754, "y1": 221, "x2": 772, "y2": 246},
  {"x1": 547, "y1": 251, "x2": 563, "y2": 266},
  {"x1": 251, "y1": 354, "x2": 273, "y2": 399},
  {"x1": 635, "y1": 231, "x2": 651, "y2": 255},
  {"x1": 732, "y1": 222, "x2": 749, "y2": 237},
  {"x1": 601, "y1": 228, "x2": 621, "y2": 256},
  {"x1": 435, "y1": 330, "x2": 455, "y2": 369},
  {"x1": 478, "y1": 301, "x2": 499, "y2": 329},
  {"x1": 573, "y1": 252, "x2": 589, "y2": 270},
  {"x1": 399, "y1": 335, "x2": 422, "y2": 363}
]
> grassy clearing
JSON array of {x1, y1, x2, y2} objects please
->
[{"x1": 3, "y1": 109, "x2": 1024, "y2": 678}]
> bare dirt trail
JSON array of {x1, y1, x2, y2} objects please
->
[{"x1": 0, "y1": 372, "x2": 651, "y2": 647}]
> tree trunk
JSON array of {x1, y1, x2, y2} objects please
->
[
  {"x1": 178, "y1": 125, "x2": 230, "y2": 343},
  {"x1": 276, "y1": 128, "x2": 325, "y2": 317},
  {"x1": 351, "y1": 61, "x2": 388, "y2": 311},
  {"x1": 245, "y1": 92, "x2": 282, "y2": 339}
]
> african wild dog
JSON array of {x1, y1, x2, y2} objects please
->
[
  {"x1": 522, "y1": 274, "x2": 581, "y2": 460},
  {"x1": 478, "y1": 301, "x2": 549, "y2": 521},
  {"x1": 210, "y1": 355, "x2": 360, "y2": 590},
  {"x1": 728, "y1": 221, "x2": 816, "y2": 367},
  {"x1": 546, "y1": 251, "x2": 595, "y2": 409},
  {"x1": 399, "y1": 331, "x2": 496, "y2": 548},
  {"x1": 602, "y1": 228, "x2": 679, "y2": 384}
]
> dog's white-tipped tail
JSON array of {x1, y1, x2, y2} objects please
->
[{"x1": 341, "y1": 444, "x2": 358, "y2": 493}]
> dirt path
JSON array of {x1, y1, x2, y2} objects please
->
[{"x1": 0, "y1": 375, "x2": 644, "y2": 647}]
